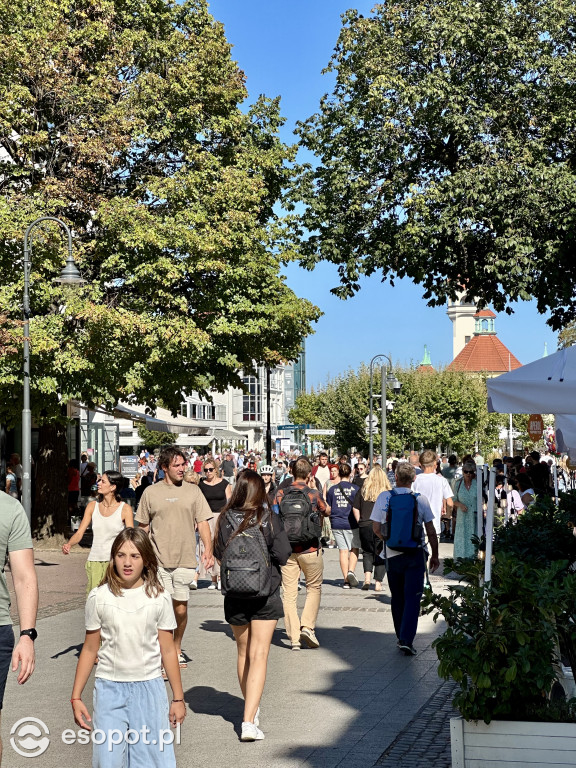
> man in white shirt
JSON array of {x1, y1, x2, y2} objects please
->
[
  {"x1": 413, "y1": 449, "x2": 453, "y2": 535},
  {"x1": 311, "y1": 452, "x2": 331, "y2": 489}
]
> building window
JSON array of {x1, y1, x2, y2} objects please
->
[
  {"x1": 243, "y1": 375, "x2": 261, "y2": 422},
  {"x1": 181, "y1": 401, "x2": 226, "y2": 421},
  {"x1": 465, "y1": 335, "x2": 471, "y2": 345}
]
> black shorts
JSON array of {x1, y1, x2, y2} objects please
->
[
  {"x1": 224, "y1": 588, "x2": 284, "y2": 626},
  {"x1": 0, "y1": 625, "x2": 14, "y2": 710}
]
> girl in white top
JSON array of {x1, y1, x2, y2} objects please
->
[
  {"x1": 71, "y1": 528, "x2": 185, "y2": 767},
  {"x1": 63, "y1": 469, "x2": 134, "y2": 593}
]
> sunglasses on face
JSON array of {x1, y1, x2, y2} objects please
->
[
  {"x1": 205, "y1": 468, "x2": 215, "y2": 472},
  {"x1": 463, "y1": 470, "x2": 474, "y2": 475}
]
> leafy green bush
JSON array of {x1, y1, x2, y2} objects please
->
[
  {"x1": 423, "y1": 555, "x2": 576, "y2": 723},
  {"x1": 493, "y1": 493, "x2": 576, "y2": 567}
]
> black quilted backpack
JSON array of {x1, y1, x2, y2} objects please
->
[{"x1": 220, "y1": 510, "x2": 273, "y2": 599}]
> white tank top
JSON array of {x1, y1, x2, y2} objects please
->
[{"x1": 88, "y1": 502, "x2": 126, "y2": 562}]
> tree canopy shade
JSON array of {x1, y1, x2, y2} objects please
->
[
  {"x1": 0, "y1": 0, "x2": 320, "y2": 426},
  {"x1": 290, "y1": 0, "x2": 576, "y2": 330}
]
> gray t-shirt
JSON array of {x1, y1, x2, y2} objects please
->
[{"x1": 0, "y1": 493, "x2": 33, "y2": 625}]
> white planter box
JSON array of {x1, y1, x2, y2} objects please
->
[{"x1": 451, "y1": 717, "x2": 576, "y2": 767}]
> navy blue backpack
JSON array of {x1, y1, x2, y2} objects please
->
[{"x1": 383, "y1": 490, "x2": 423, "y2": 552}]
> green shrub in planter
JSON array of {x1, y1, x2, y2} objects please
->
[
  {"x1": 493, "y1": 492, "x2": 576, "y2": 567},
  {"x1": 423, "y1": 554, "x2": 576, "y2": 724},
  {"x1": 493, "y1": 493, "x2": 576, "y2": 677}
]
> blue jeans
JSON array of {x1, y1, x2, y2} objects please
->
[
  {"x1": 386, "y1": 551, "x2": 426, "y2": 646},
  {"x1": 92, "y1": 677, "x2": 176, "y2": 767}
]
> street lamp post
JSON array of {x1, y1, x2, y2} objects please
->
[
  {"x1": 368, "y1": 355, "x2": 386, "y2": 468},
  {"x1": 265, "y1": 367, "x2": 272, "y2": 462},
  {"x1": 22, "y1": 217, "x2": 85, "y2": 522},
  {"x1": 368, "y1": 354, "x2": 402, "y2": 469}
]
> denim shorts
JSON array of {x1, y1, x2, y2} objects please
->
[
  {"x1": 92, "y1": 677, "x2": 176, "y2": 767},
  {"x1": 0, "y1": 625, "x2": 14, "y2": 710}
]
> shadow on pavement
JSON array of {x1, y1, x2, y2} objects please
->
[
  {"x1": 185, "y1": 685, "x2": 244, "y2": 734},
  {"x1": 51, "y1": 643, "x2": 84, "y2": 659},
  {"x1": 199, "y1": 619, "x2": 290, "y2": 650},
  {"x1": 199, "y1": 619, "x2": 235, "y2": 639},
  {"x1": 273, "y1": 622, "x2": 441, "y2": 768}
]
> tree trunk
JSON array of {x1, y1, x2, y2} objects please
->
[{"x1": 32, "y1": 423, "x2": 68, "y2": 538}]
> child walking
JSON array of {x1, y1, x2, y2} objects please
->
[{"x1": 70, "y1": 528, "x2": 186, "y2": 767}]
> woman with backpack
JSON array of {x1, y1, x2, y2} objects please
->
[{"x1": 213, "y1": 470, "x2": 291, "y2": 742}]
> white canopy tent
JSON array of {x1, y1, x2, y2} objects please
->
[
  {"x1": 555, "y1": 414, "x2": 576, "y2": 455},
  {"x1": 487, "y1": 346, "x2": 576, "y2": 415}
]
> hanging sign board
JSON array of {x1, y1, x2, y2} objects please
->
[{"x1": 527, "y1": 414, "x2": 544, "y2": 441}]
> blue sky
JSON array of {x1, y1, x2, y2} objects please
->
[{"x1": 208, "y1": 0, "x2": 559, "y2": 388}]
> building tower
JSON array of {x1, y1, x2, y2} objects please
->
[
  {"x1": 446, "y1": 292, "x2": 478, "y2": 360},
  {"x1": 447, "y1": 309, "x2": 521, "y2": 376}
]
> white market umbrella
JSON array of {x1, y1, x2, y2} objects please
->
[
  {"x1": 487, "y1": 346, "x2": 576, "y2": 415},
  {"x1": 555, "y1": 414, "x2": 576, "y2": 454}
]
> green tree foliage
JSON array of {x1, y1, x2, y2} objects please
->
[
  {"x1": 388, "y1": 370, "x2": 500, "y2": 456},
  {"x1": 290, "y1": 366, "x2": 503, "y2": 456},
  {"x1": 136, "y1": 426, "x2": 177, "y2": 452},
  {"x1": 290, "y1": 0, "x2": 576, "y2": 330},
  {"x1": 0, "y1": 0, "x2": 320, "y2": 426},
  {"x1": 559, "y1": 322, "x2": 576, "y2": 349}
]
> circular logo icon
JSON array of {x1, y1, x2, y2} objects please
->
[{"x1": 10, "y1": 717, "x2": 50, "y2": 758}]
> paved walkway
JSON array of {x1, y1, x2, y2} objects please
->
[{"x1": 3, "y1": 545, "x2": 456, "y2": 767}]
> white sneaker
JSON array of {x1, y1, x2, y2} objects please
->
[
  {"x1": 207, "y1": 582, "x2": 217, "y2": 590},
  {"x1": 240, "y1": 721, "x2": 264, "y2": 741},
  {"x1": 254, "y1": 707, "x2": 260, "y2": 727},
  {"x1": 217, "y1": 578, "x2": 221, "y2": 590}
]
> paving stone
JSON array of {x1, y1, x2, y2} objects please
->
[{"x1": 374, "y1": 680, "x2": 458, "y2": 767}]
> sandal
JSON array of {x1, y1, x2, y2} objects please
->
[
  {"x1": 361, "y1": 581, "x2": 370, "y2": 591},
  {"x1": 374, "y1": 581, "x2": 383, "y2": 592},
  {"x1": 178, "y1": 653, "x2": 188, "y2": 669}
]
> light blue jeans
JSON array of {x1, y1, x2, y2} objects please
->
[{"x1": 92, "y1": 677, "x2": 176, "y2": 767}]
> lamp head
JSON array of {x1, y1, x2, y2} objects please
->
[
  {"x1": 387, "y1": 374, "x2": 402, "y2": 394},
  {"x1": 53, "y1": 257, "x2": 85, "y2": 285}
]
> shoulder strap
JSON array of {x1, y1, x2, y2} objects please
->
[{"x1": 337, "y1": 482, "x2": 353, "y2": 502}]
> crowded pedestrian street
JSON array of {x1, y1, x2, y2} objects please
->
[{"x1": 4, "y1": 544, "x2": 455, "y2": 768}]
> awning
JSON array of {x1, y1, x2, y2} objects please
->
[
  {"x1": 487, "y1": 346, "x2": 576, "y2": 414},
  {"x1": 114, "y1": 402, "x2": 203, "y2": 435},
  {"x1": 213, "y1": 428, "x2": 248, "y2": 440},
  {"x1": 176, "y1": 435, "x2": 216, "y2": 447}
]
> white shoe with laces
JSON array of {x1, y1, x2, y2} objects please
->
[{"x1": 241, "y1": 721, "x2": 264, "y2": 741}]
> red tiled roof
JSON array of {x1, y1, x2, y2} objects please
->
[
  {"x1": 416, "y1": 364, "x2": 435, "y2": 374},
  {"x1": 448, "y1": 335, "x2": 521, "y2": 373},
  {"x1": 474, "y1": 309, "x2": 496, "y2": 318}
]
